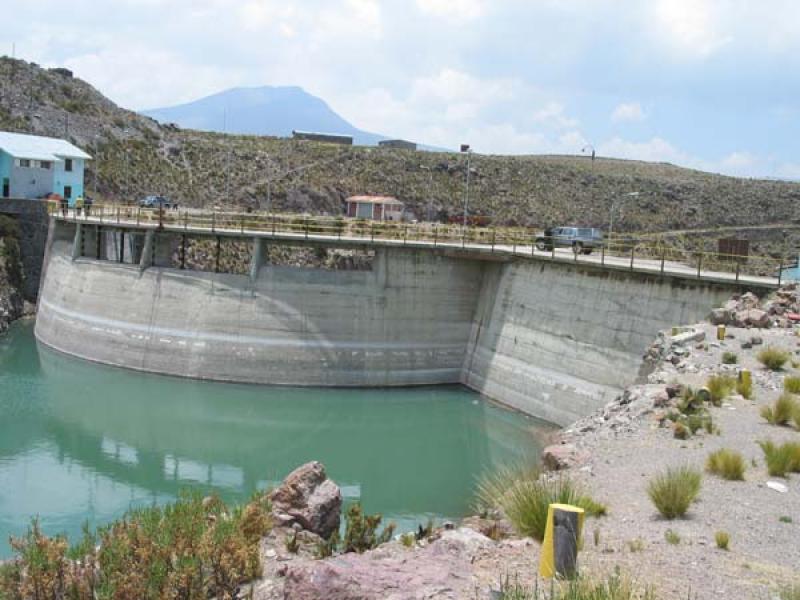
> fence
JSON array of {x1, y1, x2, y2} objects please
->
[{"x1": 51, "y1": 202, "x2": 785, "y2": 285}]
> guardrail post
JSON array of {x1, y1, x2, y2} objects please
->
[
  {"x1": 630, "y1": 246, "x2": 635, "y2": 270},
  {"x1": 212, "y1": 212, "x2": 216, "y2": 233},
  {"x1": 491, "y1": 229, "x2": 496, "y2": 252},
  {"x1": 551, "y1": 244, "x2": 555, "y2": 260},
  {"x1": 433, "y1": 226, "x2": 438, "y2": 247},
  {"x1": 660, "y1": 248, "x2": 666, "y2": 275},
  {"x1": 158, "y1": 205, "x2": 164, "y2": 230},
  {"x1": 371, "y1": 223, "x2": 375, "y2": 242},
  {"x1": 184, "y1": 210, "x2": 188, "y2": 231},
  {"x1": 272, "y1": 214, "x2": 276, "y2": 236},
  {"x1": 304, "y1": 217, "x2": 309, "y2": 239},
  {"x1": 462, "y1": 228, "x2": 466, "y2": 249},
  {"x1": 136, "y1": 207, "x2": 141, "y2": 226},
  {"x1": 180, "y1": 234, "x2": 186, "y2": 270},
  {"x1": 697, "y1": 253, "x2": 702, "y2": 278},
  {"x1": 601, "y1": 244, "x2": 606, "y2": 266},
  {"x1": 778, "y1": 258, "x2": 784, "y2": 287},
  {"x1": 403, "y1": 225, "x2": 407, "y2": 246},
  {"x1": 240, "y1": 215, "x2": 245, "y2": 234},
  {"x1": 116, "y1": 206, "x2": 120, "y2": 224},
  {"x1": 214, "y1": 236, "x2": 221, "y2": 273},
  {"x1": 735, "y1": 259, "x2": 740, "y2": 283}
]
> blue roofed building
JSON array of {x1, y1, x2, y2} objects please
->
[{"x1": 0, "y1": 131, "x2": 92, "y2": 205}]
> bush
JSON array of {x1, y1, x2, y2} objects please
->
[
  {"x1": 780, "y1": 584, "x2": 800, "y2": 600},
  {"x1": 784, "y1": 376, "x2": 800, "y2": 394},
  {"x1": 341, "y1": 503, "x2": 395, "y2": 554},
  {"x1": 760, "y1": 394, "x2": 798, "y2": 426},
  {"x1": 715, "y1": 531, "x2": 730, "y2": 550},
  {"x1": 758, "y1": 440, "x2": 800, "y2": 477},
  {"x1": 758, "y1": 347, "x2": 790, "y2": 371},
  {"x1": 706, "y1": 375, "x2": 736, "y2": 406},
  {"x1": 706, "y1": 449, "x2": 746, "y2": 480},
  {"x1": 722, "y1": 351, "x2": 738, "y2": 365},
  {"x1": 0, "y1": 490, "x2": 272, "y2": 600},
  {"x1": 647, "y1": 466, "x2": 702, "y2": 519},
  {"x1": 664, "y1": 529, "x2": 681, "y2": 545},
  {"x1": 475, "y1": 465, "x2": 605, "y2": 542}
]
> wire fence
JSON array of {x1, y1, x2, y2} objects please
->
[{"x1": 50, "y1": 202, "x2": 786, "y2": 285}]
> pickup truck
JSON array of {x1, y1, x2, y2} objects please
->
[
  {"x1": 534, "y1": 227, "x2": 604, "y2": 255},
  {"x1": 138, "y1": 195, "x2": 173, "y2": 209}
]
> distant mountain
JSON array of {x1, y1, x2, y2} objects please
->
[{"x1": 142, "y1": 86, "x2": 389, "y2": 146}]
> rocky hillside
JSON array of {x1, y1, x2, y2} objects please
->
[
  {"x1": 2, "y1": 57, "x2": 800, "y2": 233},
  {"x1": 0, "y1": 215, "x2": 24, "y2": 334}
]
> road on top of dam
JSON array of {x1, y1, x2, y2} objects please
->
[{"x1": 55, "y1": 210, "x2": 781, "y2": 290}]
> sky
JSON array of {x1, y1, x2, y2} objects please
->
[{"x1": 3, "y1": 0, "x2": 800, "y2": 179}]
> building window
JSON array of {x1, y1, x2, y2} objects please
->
[
  {"x1": 65, "y1": 158, "x2": 73, "y2": 172},
  {"x1": 39, "y1": 161, "x2": 52, "y2": 170},
  {"x1": 18, "y1": 159, "x2": 31, "y2": 168},
  {"x1": 64, "y1": 186, "x2": 72, "y2": 199}
]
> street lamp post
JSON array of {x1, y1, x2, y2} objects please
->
[
  {"x1": 460, "y1": 144, "x2": 472, "y2": 228},
  {"x1": 609, "y1": 191, "x2": 640, "y2": 241}
]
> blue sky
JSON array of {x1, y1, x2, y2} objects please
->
[{"x1": 3, "y1": 0, "x2": 799, "y2": 178}]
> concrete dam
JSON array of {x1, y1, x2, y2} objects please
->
[{"x1": 35, "y1": 217, "x2": 772, "y2": 425}]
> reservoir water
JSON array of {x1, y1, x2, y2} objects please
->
[{"x1": 0, "y1": 321, "x2": 552, "y2": 557}]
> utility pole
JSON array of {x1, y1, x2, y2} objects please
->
[{"x1": 461, "y1": 144, "x2": 471, "y2": 228}]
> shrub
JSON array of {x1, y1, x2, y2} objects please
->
[
  {"x1": 665, "y1": 529, "x2": 681, "y2": 545},
  {"x1": 758, "y1": 347, "x2": 790, "y2": 371},
  {"x1": 784, "y1": 376, "x2": 800, "y2": 394},
  {"x1": 715, "y1": 531, "x2": 730, "y2": 550},
  {"x1": 706, "y1": 375, "x2": 736, "y2": 406},
  {"x1": 795, "y1": 408, "x2": 800, "y2": 431},
  {"x1": 780, "y1": 584, "x2": 800, "y2": 600},
  {"x1": 647, "y1": 466, "x2": 702, "y2": 519},
  {"x1": 399, "y1": 533, "x2": 415, "y2": 548},
  {"x1": 673, "y1": 421, "x2": 690, "y2": 440},
  {"x1": 779, "y1": 516, "x2": 793, "y2": 524},
  {"x1": 722, "y1": 351, "x2": 738, "y2": 365},
  {"x1": 475, "y1": 465, "x2": 605, "y2": 542},
  {"x1": 626, "y1": 538, "x2": 645, "y2": 552},
  {"x1": 758, "y1": 440, "x2": 800, "y2": 477},
  {"x1": 341, "y1": 503, "x2": 395, "y2": 553},
  {"x1": 760, "y1": 394, "x2": 798, "y2": 426},
  {"x1": 705, "y1": 449, "x2": 746, "y2": 481}
]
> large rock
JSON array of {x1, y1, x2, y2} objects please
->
[
  {"x1": 542, "y1": 443, "x2": 590, "y2": 471},
  {"x1": 709, "y1": 308, "x2": 731, "y2": 326},
  {"x1": 268, "y1": 462, "x2": 342, "y2": 539},
  {"x1": 282, "y1": 529, "x2": 489, "y2": 599},
  {"x1": 733, "y1": 308, "x2": 771, "y2": 329}
]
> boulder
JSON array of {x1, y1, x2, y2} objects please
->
[
  {"x1": 542, "y1": 443, "x2": 590, "y2": 471},
  {"x1": 268, "y1": 462, "x2": 342, "y2": 539},
  {"x1": 709, "y1": 308, "x2": 731, "y2": 326},
  {"x1": 282, "y1": 529, "x2": 486, "y2": 600}
]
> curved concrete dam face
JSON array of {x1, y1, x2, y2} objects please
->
[{"x1": 37, "y1": 220, "x2": 740, "y2": 425}]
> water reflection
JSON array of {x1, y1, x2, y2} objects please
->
[{"x1": 0, "y1": 322, "x2": 551, "y2": 556}]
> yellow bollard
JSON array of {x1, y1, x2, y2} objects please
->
[
  {"x1": 717, "y1": 325, "x2": 726, "y2": 341},
  {"x1": 739, "y1": 369, "x2": 751, "y2": 389},
  {"x1": 539, "y1": 503, "x2": 585, "y2": 579}
]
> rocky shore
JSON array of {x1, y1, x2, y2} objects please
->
[{"x1": 244, "y1": 287, "x2": 800, "y2": 599}]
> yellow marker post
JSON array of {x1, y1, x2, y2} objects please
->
[
  {"x1": 717, "y1": 324, "x2": 726, "y2": 341},
  {"x1": 539, "y1": 503, "x2": 585, "y2": 579},
  {"x1": 739, "y1": 369, "x2": 751, "y2": 390}
]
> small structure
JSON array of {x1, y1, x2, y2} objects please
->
[
  {"x1": 346, "y1": 195, "x2": 405, "y2": 221},
  {"x1": 292, "y1": 130, "x2": 353, "y2": 146},
  {"x1": 0, "y1": 131, "x2": 91, "y2": 204},
  {"x1": 378, "y1": 139, "x2": 417, "y2": 151}
]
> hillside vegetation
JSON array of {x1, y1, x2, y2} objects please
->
[{"x1": 2, "y1": 56, "x2": 800, "y2": 234}]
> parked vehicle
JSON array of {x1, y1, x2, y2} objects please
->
[
  {"x1": 534, "y1": 227, "x2": 604, "y2": 254},
  {"x1": 138, "y1": 195, "x2": 173, "y2": 209}
]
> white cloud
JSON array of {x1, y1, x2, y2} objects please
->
[
  {"x1": 532, "y1": 102, "x2": 579, "y2": 128},
  {"x1": 651, "y1": 0, "x2": 731, "y2": 59},
  {"x1": 416, "y1": 0, "x2": 486, "y2": 21},
  {"x1": 597, "y1": 136, "x2": 692, "y2": 165},
  {"x1": 611, "y1": 102, "x2": 646, "y2": 122}
]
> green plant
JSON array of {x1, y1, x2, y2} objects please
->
[
  {"x1": 400, "y1": 532, "x2": 415, "y2": 548},
  {"x1": 784, "y1": 376, "x2": 800, "y2": 394},
  {"x1": 664, "y1": 529, "x2": 681, "y2": 545},
  {"x1": 760, "y1": 394, "x2": 798, "y2": 426},
  {"x1": 779, "y1": 584, "x2": 800, "y2": 600},
  {"x1": 647, "y1": 466, "x2": 702, "y2": 519},
  {"x1": 593, "y1": 527, "x2": 601, "y2": 547},
  {"x1": 715, "y1": 530, "x2": 730, "y2": 550},
  {"x1": 341, "y1": 503, "x2": 395, "y2": 554},
  {"x1": 705, "y1": 449, "x2": 746, "y2": 480},
  {"x1": 779, "y1": 516, "x2": 793, "y2": 523},
  {"x1": 415, "y1": 519, "x2": 434, "y2": 541},
  {"x1": 314, "y1": 530, "x2": 340, "y2": 558},
  {"x1": 475, "y1": 465, "x2": 606, "y2": 542},
  {"x1": 758, "y1": 347, "x2": 790, "y2": 371},
  {"x1": 722, "y1": 351, "x2": 738, "y2": 365},
  {"x1": 758, "y1": 440, "x2": 800, "y2": 477},
  {"x1": 706, "y1": 375, "x2": 736, "y2": 406},
  {"x1": 673, "y1": 422, "x2": 690, "y2": 439},
  {"x1": 285, "y1": 531, "x2": 299, "y2": 554}
]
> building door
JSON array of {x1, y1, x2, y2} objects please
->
[
  {"x1": 64, "y1": 186, "x2": 72, "y2": 200},
  {"x1": 1, "y1": 178, "x2": 8, "y2": 198}
]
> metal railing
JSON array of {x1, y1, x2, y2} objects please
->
[{"x1": 50, "y1": 202, "x2": 785, "y2": 286}]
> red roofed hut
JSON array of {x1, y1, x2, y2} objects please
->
[{"x1": 346, "y1": 195, "x2": 405, "y2": 221}]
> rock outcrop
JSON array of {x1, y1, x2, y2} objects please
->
[{"x1": 268, "y1": 461, "x2": 342, "y2": 539}]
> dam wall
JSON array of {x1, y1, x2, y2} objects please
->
[{"x1": 36, "y1": 220, "x2": 750, "y2": 424}]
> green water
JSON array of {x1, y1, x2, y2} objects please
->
[{"x1": 0, "y1": 321, "x2": 551, "y2": 557}]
